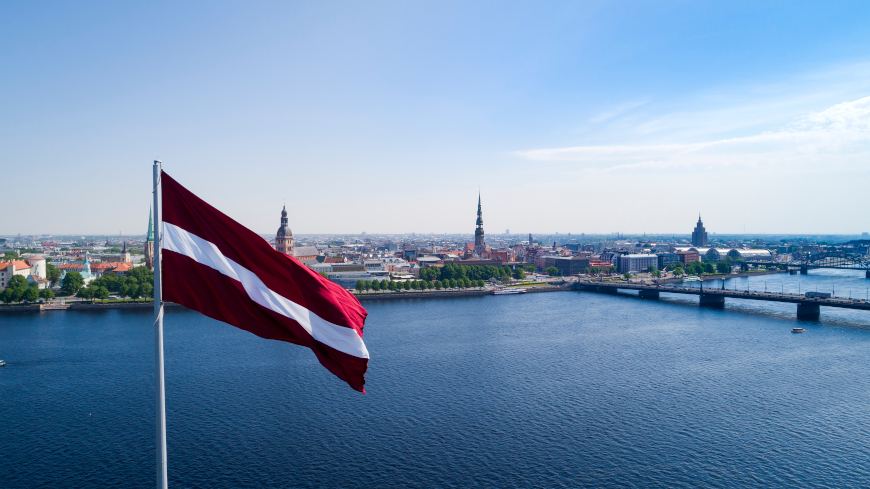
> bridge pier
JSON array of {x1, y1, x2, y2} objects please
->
[
  {"x1": 789, "y1": 269, "x2": 798, "y2": 275},
  {"x1": 866, "y1": 270, "x2": 870, "y2": 279},
  {"x1": 699, "y1": 294, "x2": 725, "y2": 308},
  {"x1": 800, "y1": 267, "x2": 809, "y2": 275},
  {"x1": 638, "y1": 290, "x2": 660, "y2": 300},
  {"x1": 597, "y1": 286, "x2": 618, "y2": 295},
  {"x1": 797, "y1": 302, "x2": 820, "y2": 319}
]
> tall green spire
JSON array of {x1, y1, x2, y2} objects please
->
[{"x1": 147, "y1": 207, "x2": 154, "y2": 242}]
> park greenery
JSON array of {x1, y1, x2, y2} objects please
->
[
  {"x1": 355, "y1": 277, "x2": 488, "y2": 292},
  {"x1": 418, "y1": 262, "x2": 519, "y2": 282},
  {"x1": 84, "y1": 266, "x2": 154, "y2": 299},
  {"x1": 0, "y1": 275, "x2": 54, "y2": 304},
  {"x1": 55, "y1": 266, "x2": 155, "y2": 299}
]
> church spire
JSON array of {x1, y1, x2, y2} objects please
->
[
  {"x1": 474, "y1": 192, "x2": 485, "y2": 253},
  {"x1": 147, "y1": 207, "x2": 154, "y2": 243}
]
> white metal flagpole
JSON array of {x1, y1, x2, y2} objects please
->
[{"x1": 153, "y1": 160, "x2": 169, "y2": 488}]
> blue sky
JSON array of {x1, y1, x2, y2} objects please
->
[{"x1": 3, "y1": 1, "x2": 870, "y2": 235}]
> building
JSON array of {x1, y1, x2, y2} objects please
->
[
  {"x1": 402, "y1": 245, "x2": 419, "y2": 262},
  {"x1": 657, "y1": 253, "x2": 680, "y2": 270},
  {"x1": 292, "y1": 246, "x2": 320, "y2": 263},
  {"x1": 553, "y1": 256, "x2": 591, "y2": 275},
  {"x1": 0, "y1": 260, "x2": 31, "y2": 290},
  {"x1": 145, "y1": 208, "x2": 155, "y2": 270},
  {"x1": 327, "y1": 271, "x2": 389, "y2": 289},
  {"x1": 58, "y1": 254, "x2": 97, "y2": 287},
  {"x1": 275, "y1": 205, "x2": 294, "y2": 256},
  {"x1": 675, "y1": 250, "x2": 701, "y2": 265},
  {"x1": 727, "y1": 249, "x2": 773, "y2": 261},
  {"x1": 102, "y1": 241, "x2": 131, "y2": 263},
  {"x1": 474, "y1": 193, "x2": 486, "y2": 254},
  {"x1": 691, "y1": 214, "x2": 708, "y2": 247},
  {"x1": 704, "y1": 248, "x2": 733, "y2": 262},
  {"x1": 617, "y1": 254, "x2": 658, "y2": 273}
]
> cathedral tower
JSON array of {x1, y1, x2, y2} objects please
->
[{"x1": 276, "y1": 205, "x2": 295, "y2": 256}]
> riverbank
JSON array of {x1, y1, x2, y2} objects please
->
[
  {"x1": 354, "y1": 284, "x2": 571, "y2": 301},
  {"x1": 0, "y1": 285, "x2": 574, "y2": 312},
  {"x1": 0, "y1": 301, "x2": 180, "y2": 314}
]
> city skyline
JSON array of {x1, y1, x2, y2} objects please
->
[{"x1": 3, "y1": 2, "x2": 870, "y2": 234}]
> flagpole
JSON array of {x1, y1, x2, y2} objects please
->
[{"x1": 153, "y1": 160, "x2": 169, "y2": 489}]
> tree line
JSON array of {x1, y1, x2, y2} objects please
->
[{"x1": 355, "y1": 277, "x2": 488, "y2": 292}]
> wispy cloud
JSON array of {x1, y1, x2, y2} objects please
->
[{"x1": 516, "y1": 95, "x2": 870, "y2": 173}]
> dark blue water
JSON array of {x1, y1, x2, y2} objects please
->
[{"x1": 3, "y1": 269, "x2": 870, "y2": 488}]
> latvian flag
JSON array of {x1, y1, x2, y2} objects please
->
[{"x1": 160, "y1": 172, "x2": 369, "y2": 392}]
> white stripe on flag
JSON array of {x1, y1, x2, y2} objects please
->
[{"x1": 162, "y1": 222, "x2": 370, "y2": 359}]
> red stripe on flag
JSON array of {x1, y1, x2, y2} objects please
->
[
  {"x1": 159, "y1": 172, "x2": 368, "y2": 391},
  {"x1": 161, "y1": 172, "x2": 366, "y2": 336},
  {"x1": 164, "y1": 250, "x2": 367, "y2": 392}
]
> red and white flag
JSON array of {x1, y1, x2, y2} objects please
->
[{"x1": 159, "y1": 172, "x2": 369, "y2": 392}]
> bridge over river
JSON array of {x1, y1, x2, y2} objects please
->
[{"x1": 575, "y1": 280, "x2": 870, "y2": 318}]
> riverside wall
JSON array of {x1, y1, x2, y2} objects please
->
[
  {"x1": 355, "y1": 285, "x2": 571, "y2": 301},
  {"x1": 0, "y1": 285, "x2": 575, "y2": 313}
]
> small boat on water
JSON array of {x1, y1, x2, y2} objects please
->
[
  {"x1": 0, "y1": 360, "x2": 6, "y2": 367},
  {"x1": 792, "y1": 328, "x2": 805, "y2": 333},
  {"x1": 682, "y1": 276, "x2": 701, "y2": 282},
  {"x1": 493, "y1": 289, "x2": 527, "y2": 295}
]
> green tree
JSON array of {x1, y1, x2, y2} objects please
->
[
  {"x1": 40, "y1": 288, "x2": 55, "y2": 300},
  {"x1": 61, "y1": 272, "x2": 84, "y2": 296},
  {"x1": 652, "y1": 269, "x2": 662, "y2": 278},
  {"x1": 623, "y1": 272, "x2": 632, "y2": 280},
  {"x1": 584, "y1": 267, "x2": 591, "y2": 275},
  {"x1": 127, "y1": 284, "x2": 142, "y2": 299},
  {"x1": 545, "y1": 266, "x2": 559, "y2": 276},
  {"x1": 647, "y1": 265, "x2": 656, "y2": 274},
  {"x1": 512, "y1": 268, "x2": 526, "y2": 280},
  {"x1": 364, "y1": 280, "x2": 372, "y2": 291},
  {"x1": 23, "y1": 286, "x2": 39, "y2": 302},
  {"x1": 434, "y1": 280, "x2": 443, "y2": 289},
  {"x1": 318, "y1": 272, "x2": 329, "y2": 279},
  {"x1": 524, "y1": 265, "x2": 536, "y2": 272},
  {"x1": 403, "y1": 281, "x2": 411, "y2": 290},
  {"x1": 673, "y1": 267, "x2": 684, "y2": 276},
  {"x1": 371, "y1": 279, "x2": 381, "y2": 291},
  {"x1": 77, "y1": 286, "x2": 94, "y2": 300},
  {"x1": 7, "y1": 275, "x2": 28, "y2": 291},
  {"x1": 716, "y1": 261, "x2": 730, "y2": 274},
  {"x1": 139, "y1": 282, "x2": 154, "y2": 298},
  {"x1": 94, "y1": 286, "x2": 110, "y2": 300},
  {"x1": 355, "y1": 279, "x2": 364, "y2": 291},
  {"x1": 46, "y1": 264, "x2": 61, "y2": 286},
  {"x1": 607, "y1": 266, "x2": 617, "y2": 275}
]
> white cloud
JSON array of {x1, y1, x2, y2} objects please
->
[{"x1": 515, "y1": 95, "x2": 870, "y2": 173}]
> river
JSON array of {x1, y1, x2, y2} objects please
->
[{"x1": 2, "y1": 269, "x2": 870, "y2": 488}]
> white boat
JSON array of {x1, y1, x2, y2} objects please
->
[
  {"x1": 0, "y1": 360, "x2": 5, "y2": 367},
  {"x1": 792, "y1": 328, "x2": 805, "y2": 333},
  {"x1": 682, "y1": 276, "x2": 701, "y2": 282},
  {"x1": 493, "y1": 288, "x2": 527, "y2": 295}
]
